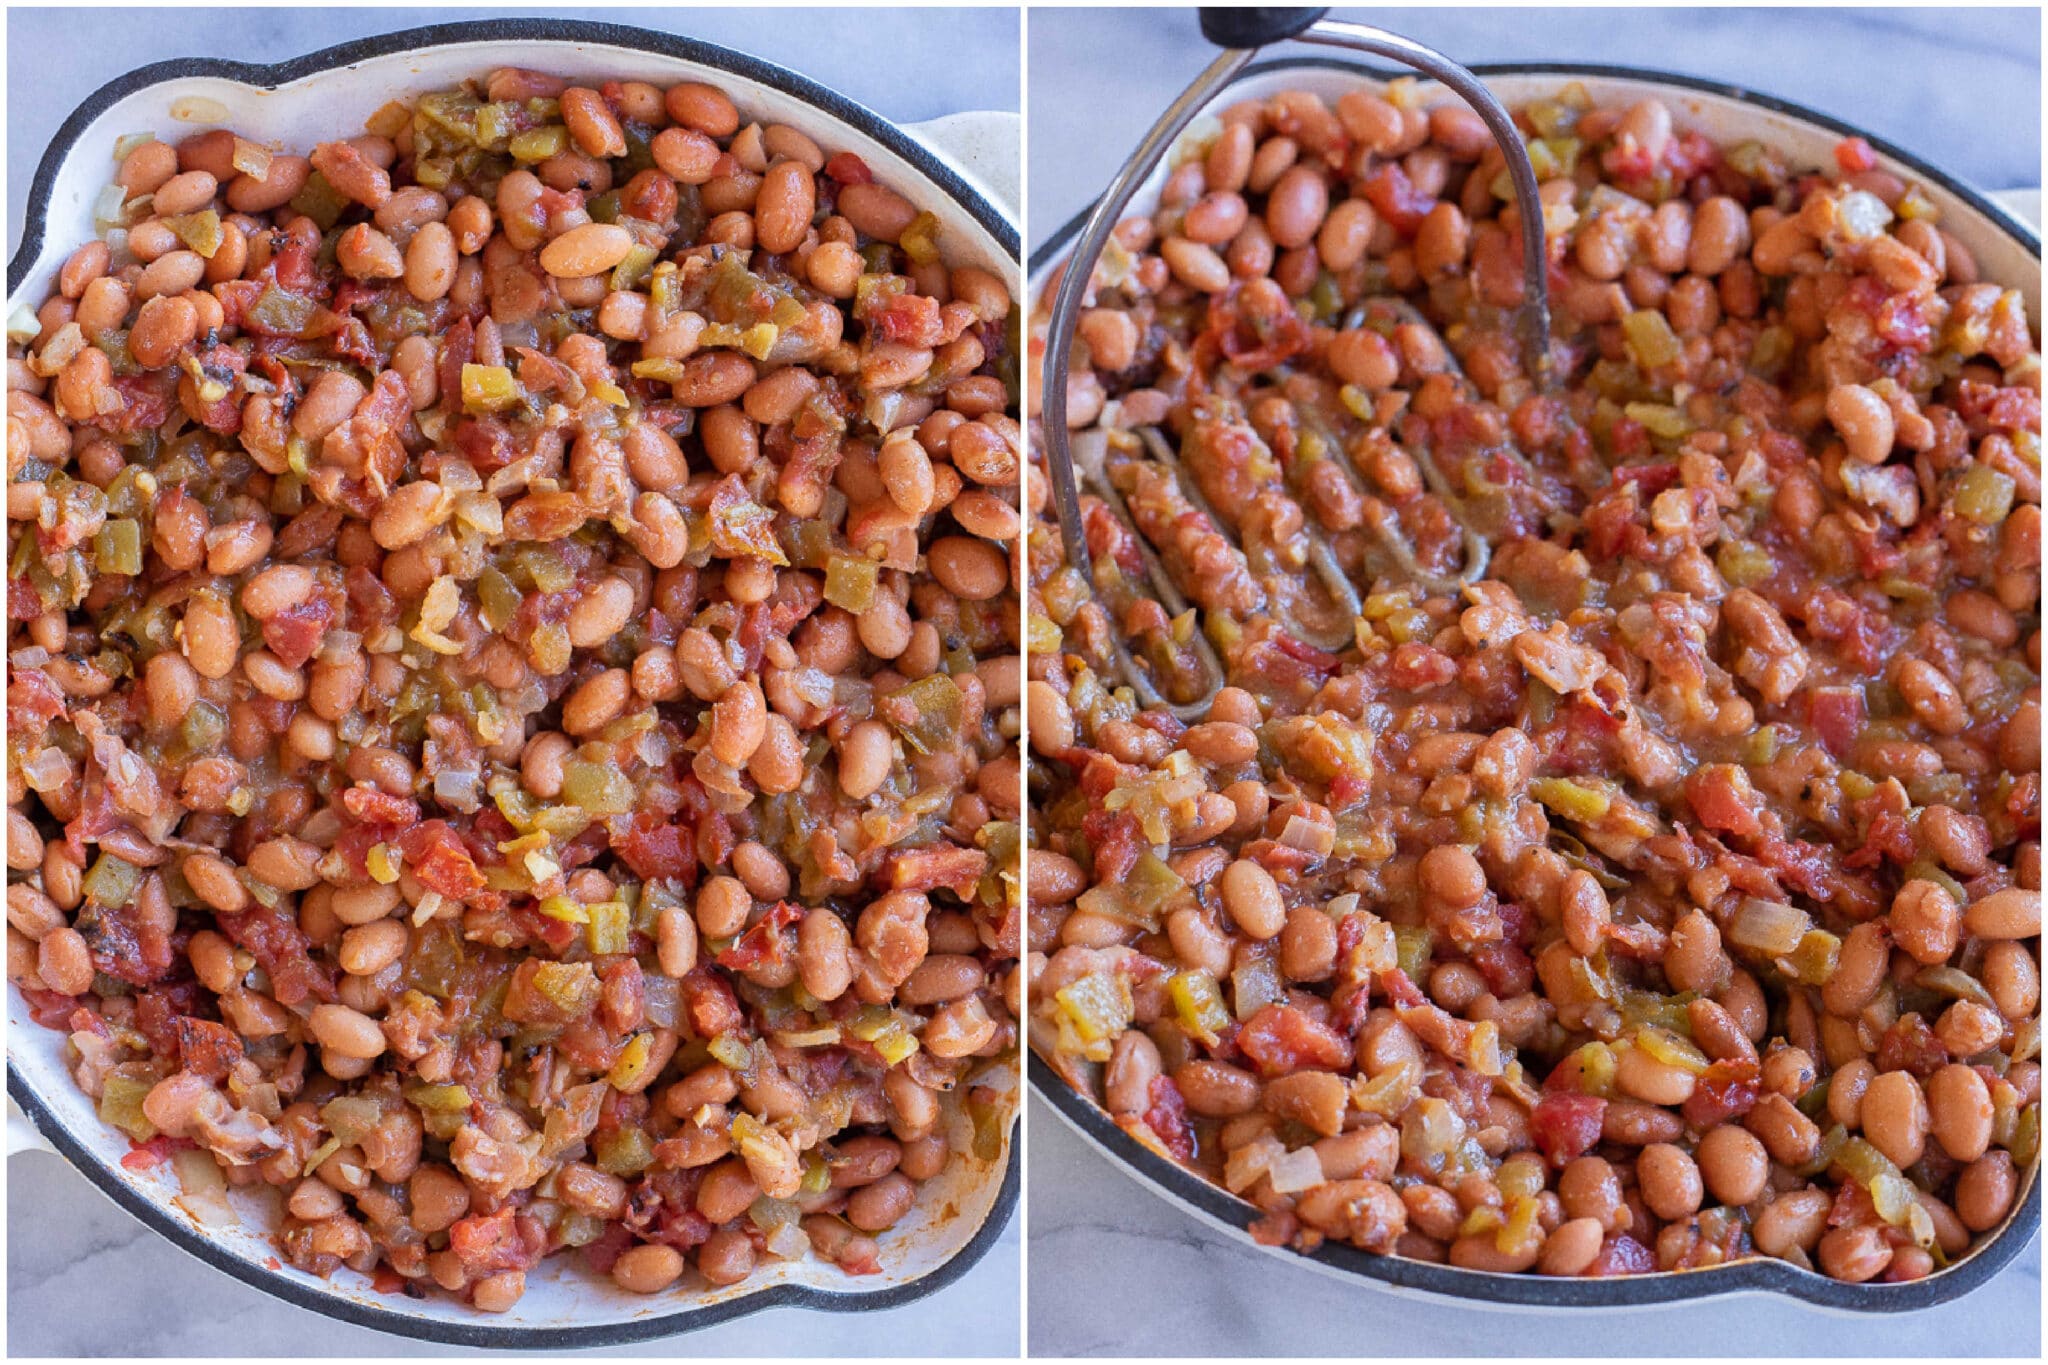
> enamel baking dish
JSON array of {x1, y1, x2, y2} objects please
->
[
  {"x1": 1029, "y1": 57, "x2": 2039, "y2": 1314},
  {"x1": 7, "y1": 17, "x2": 1018, "y2": 1349}
]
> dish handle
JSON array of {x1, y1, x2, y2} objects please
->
[
  {"x1": 1992, "y1": 187, "x2": 2041, "y2": 229},
  {"x1": 903, "y1": 110, "x2": 1020, "y2": 229},
  {"x1": 7, "y1": 1097, "x2": 56, "y2": 1158}
]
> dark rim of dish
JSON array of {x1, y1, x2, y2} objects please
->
[
  {"x1": 1025, "y1": 54, "x2": 2042, "y2": 1314},
  {"x1": 5, "y1": 15, "x2": 1020, "y2": 1350}
]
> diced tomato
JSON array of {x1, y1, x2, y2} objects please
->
[
  {"x1": 1845, "y1": 807, "x2": 1916, "y2": 871},
  {"x1": 217, "y1": 903, "x2": 336, "y2": 1005},
  {"x1": 174, "y1": 1016, "x2": 246, "y2": 1080},
  {"x1": 1833, "y1": 136, "x2": 1878, "y2": 174},
  {"x1": 1144, "y1": 1074, "x2": 1196, "y2": 1161},
  {"x1": 93, "y1": 373, "x2": 176, "y2": 434},
  {"x1": 1588, "y1": 1233, "x2": 1658, "y2": 1277},
  {"x1": 1375, "y1": 967, "x2": 1427, "y2": 1010},
  {"x1": 1954, "y1": 381, "x2": 2043, "y2": 433},
  {"x1": 1683, "y1": 1058, "x2": 1760, "y2": 1127},
  {"x1": 1205, "y1": 283, "x2": 1312, "y2": 371},
  {"x1": 396, "y1": 820, "x2": 487, "y2": 900},
  {"x1": 1132, "y1": 709, "x2": 1188, "y2": 742},
  {"x1": 1804, "y1": 686, "x2": 1865, "y2": 759},
  {"x1": 1613, "y1": 462, "x2": 1680, "y2": 495},
  {"x1": 1875, "y1": 1012, "x2": 1949, "y2": 1077},
  {"x1": 1755, "y1": 835, "x2": 1844, "y2": 903},
  {"x1": 680, "y1": 966, "x2": 744, "y2": 1039},
  {"x1": 81, "y1": 895, "x2": 178, "y2": 987},
  {"x1": 579, "y1": 1223, "x2": 636, "y2": 1276},
  {"x1": 884, "y1": 846, "x2": 988, "y2": 899},
  {"x1": 715, "y1": 900, "x2": 803, "y2": 972},
  {"x1": 120, "y1": 1135, "x2": 187, "y2": 1171},
  {"x1": 1326, "y1": 771, "x2": 1371, "y2": 810},
  {"x1": 823, "y1": 151, "x2": 873, "y2": 185},
  {"x1": 1469, "y1": 939, "x2": 1534, "y2": 997},
  {"x1": 21, "y1": 988, "x2": 79, "y2": 1029},
  {"x1": 1236, "y1": 1003, "x2": 1351, "y2": 1076},
  {"x1": 260, "y1": 595, "x2": 334, "y2": 670},
  {"x1": 1664, "y1": 130, "x2": 1719, "y2": 180},
  {"x1": 1362, "y1": 162, "x2": 1434, "y2": 235},
  {"x1": 1080, "y1": 809, "x2": 1144, "y2": 887},
  {"x1": 1388, "y1": 641, "x2": 1457, "y2": 690},
  {"x1": 448, "y1": 1207, "x2": 544, "y2": 1277},
  {"x1": 1530, "y1": 1092, "x2": 1607, "y2": 1166},
  {"x1": 613, "y1": 816, "x2": 695, "y2": 882},
  {"x1": 866, "y1": 292, "x2": 944, "y2": 346},
  {"x1": 452, "y1": 417, "x2": 524, "y2": 474},
  {"x1": 7, "y1": 668, "x2": 66, "y2": 734},
  {"x1": 1685, "y1": 764, "x2": 1762, "y2": 839},
  {"x1": 1874, "y1": 292, "x2": 1936, "y2": 352},
  {"x1": 342, "y1": 785, "x2": 422, "y2": 828}
]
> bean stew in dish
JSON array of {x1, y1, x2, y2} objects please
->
[
  {"x1": 7, "y1": 67, "x2": 1019, "y2": 1312},
  {"x1": 1026, "y1": 79, "x2": 2039, "y2": 1284}
]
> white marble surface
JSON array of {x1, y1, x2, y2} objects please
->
[
  {"x1": 4, "y1": 6, "x2": 1018, "y2": 1356},
  {"x1": 1027, "y1": 7, "x2": 2041, "y2": 1358}
]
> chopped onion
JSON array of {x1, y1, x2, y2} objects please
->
[
  {"x1": 111, "y1": 132, "x2": 158, "y2": 160},
  {"x1": 1915, "y1": 964, "x2": 1996, "y2": 1009},
  {"x1": 432, "y1": 765, "x2": 480, "y2": 810},
  {"x1": 170, "y1": 1148, "x2": 235, "y2": 1227},
  {"x1": 795, "y1": 667, "x2": 835, "y2": 707},
  {"x1": 230, "y1": 137, "x2": 271, "y2": 178},
  {"x1": 455, "y1": 492, "x2": 503, "y2": 536},
  {"x1": 9, "y1": 646, "x2": 51, "y2": 668},
  {"x1": 748, "y1": 1195, "x2": 800, "y2": 1229},
  {"x1": 316, "y1": 629, "x2": 362, "y2": 665},
  {"x1": 93, "y1": 181, "x2": 132, "y2": 229},
  {"x1": 22, "y1": 747, "x2": 71, "y2": 792},
  {"x1": 1222, "y1": 1133, "x2": 1284, "y2": 1193},
  {"x1": 1265, "y1": 1147, "x2": 1325, "y2": 1195},
  {"x1": 5, "y1": 298, "x2": 42, "y2": 344},
  {"x1": 1729, "y1": 897, "x2": 1810, "y2": 955},
  {"x1": 1278, "y1": 814, "x2": 1335, "y2": 857},
  {"x1": 1836, "y1": 189, "x2": 1893, "y2": 241},
  {"x1": 643, "y1": 974, "x2": 680, "y2": 1028},
  {"x1": 767, "y1": 1221, "x2": 812, "y2": 1260}
]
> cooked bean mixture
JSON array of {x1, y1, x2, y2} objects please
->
[
  {"x1": 7, "y1": 68, "x2": 1020, "y2": 1311},
  {"x1": 1027, "y1": 81, "x2": 2039, "y2": 1283}
]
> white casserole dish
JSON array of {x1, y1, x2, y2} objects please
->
[
  {"x1": 1028, "y1": 58, "x2": 2040, "y2": 1314},
  {"x1": 7, "y1": 17, "x2": 1019, "y2": 1348}
]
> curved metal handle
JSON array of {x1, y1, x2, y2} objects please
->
[
  {"x1": 1040, "y1": 16, "x2": 1554, "y2": 585},
  {"x1": 1041, "y1": 44, "x2": 1255, "y2": 575}
]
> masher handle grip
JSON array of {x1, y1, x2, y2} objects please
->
[{"x1": 1198, "y1": 7, "x2": 1330, "y2": 49}]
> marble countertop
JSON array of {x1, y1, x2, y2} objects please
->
[
  {"x1": 4, "y1": 6, "x2": 1017, "y2": 1357},
  {"x1": 1027, "y1": 7, "x2": 2041, "y2": 1358}
]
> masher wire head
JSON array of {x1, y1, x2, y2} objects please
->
[{"x1": 1038, "y1": 13, "x2": 1556, "y2": 712}]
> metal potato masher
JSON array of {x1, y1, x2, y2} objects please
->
[{"x1": 1038, "y1": 7, "x2": 1556, "y2": 717}]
